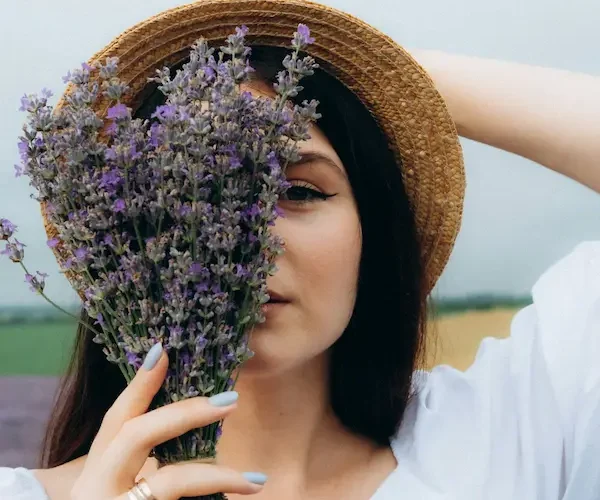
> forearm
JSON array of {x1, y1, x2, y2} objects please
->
[{"x1": 412, "y1": 49, "x2": 600, "y2": 192}]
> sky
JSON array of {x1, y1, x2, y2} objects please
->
[{"x1": 0, "y1": 0, "x2": 599, "y2": 307}]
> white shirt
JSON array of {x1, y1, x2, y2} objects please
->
[{"x1": 2, "y1": 241, "x2": 600, "y2": 500}]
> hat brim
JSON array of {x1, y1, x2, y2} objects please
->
[{"x1": 44, "y1": 0, "x2": 465, "y2": 294}]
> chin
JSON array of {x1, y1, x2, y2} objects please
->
[
  {"x1": 235, "y1": 333, "x2": 331, "y2": 381},
  {"x1": 239, "y1": 337, "x2": 296, "y2": 377},
  {"x1": 234, "y1": 354, "x2": 293, "y2": 380}
]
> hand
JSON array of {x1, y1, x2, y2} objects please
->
[{"x1": 70, "y1": 343, "x2": 266, "y2": 500}]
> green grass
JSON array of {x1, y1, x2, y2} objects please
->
[
  {"x1": 0, "y1": 321, "x2": 77, "y2": 376},
  {"x1": 430, "y1": 296, "x2": 531, "y2": 317}
]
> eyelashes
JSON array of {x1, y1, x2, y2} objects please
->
[{"x1": 281, "y1": 181, "x2": 337, "y2": 204}]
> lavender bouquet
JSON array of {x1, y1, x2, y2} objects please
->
[{"x1": 1, "y1": 24, "x2": 319, "y2": 499}]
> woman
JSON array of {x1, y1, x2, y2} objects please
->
[{"x1": 1, "y1": 1, "x2": 600, "y2": 499}]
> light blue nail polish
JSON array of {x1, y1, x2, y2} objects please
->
[
  {"x1": 142, "y1": 343, "x2": 163, "y2": 371},
  {"x1": 208, "y1": 391, "x2": 239, "y2": 407},
  {"x1": 243, "y1": 472, "x2": 268, "y2": 485}
]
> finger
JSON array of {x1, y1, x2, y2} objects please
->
[
  {"x1": 100, "y1": 394, "x2": 238, "y2": 482},
  {"x1": 88, "y1": 343, "x2": 167, "y2": 463},
  {"x1": 139, "y1": 463, "x2": 266, "y2": 500},
  {"x1": 135, "y1": 457, "x2": 159, "y2": 482}
]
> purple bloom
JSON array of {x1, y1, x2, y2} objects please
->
[
  {"x1": 149, "y1": 122, "x2": 161, "y2": 147},
  {"x1": 179, "y1": 204, "x2": 192, "y2": 217},
  {"x1": 125, "y1": 350, "x2": 142, "y2": 369},
  {"x1": 18, "y1": 138, "x2": 29, "y2": 160},
  {"x1": 46, "y1": 238, "x2": 60, "y2": 248},
  {"x1": 24, "y1": 274, "x2": 35, "y2": 289},
  {"x1": 18, "y1": 95, "x2": 31, "y2": 112},
  {"x1": 0, "y1": 219, "x2": 16, "y2": 240},
  {"x1": 106, "y1": 103, "x2": 130, "y2": 120},
  {"x1": 195, "y1": 335, "x2": 208, "y2": 351},
  {"x1": 151, "y1": 104, "x2": 177, "y2": 121},
  {"x1": 128, "y1": 142, "x2": 142, "y2": 161},
  {"x1": 190, "y1": 262, "x2": 204, "y2": 275},
  {"x1": 104, "y1": 147, "x2": 117, "y2": 161},
  {"x1": 266, "y1": 152, "x2": 280, "y2": 170},
  {"x1": 75, "y1": 247, "x2": 89, "y2": 262},
  {"x1": 14, "y1": 164, "x2": 24, "y2": 177},
  {"x1": 96, "y1": 313, "x2": 105, "y2": 327},
  {"x1": 248, "y1": 204, "x2": 261, "y2": 218},
  {"x1": 228, "y1": 155, "x2": 242, "y2": 169},
  {"x1": 1, "y1": 239, "x2": 25, "y2": 262},
  {"x1": 203, "y1": 65, "x2": 216, "y2": 79},
  {"x1": 113, "y1": 199, "x2": 126, "y2": 213},
  {"x1": 25, "y1": 271, "x2": 47, "y2": 293},
  {"x1": 100, "y1": 169, "x2": 122, "y2": 191},
  {"x1": 295, "y1": 24, "x2": 315, "y2": 46}
]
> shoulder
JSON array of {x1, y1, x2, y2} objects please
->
[
  {"x1": 388, "y1": 241, "x2": 600, "y2": 499},
  {"x1": 0, "y1": 468, "x2": 49, "y2": 500}
]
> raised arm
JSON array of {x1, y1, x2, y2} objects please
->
[{"x1": 411, "y1": 49, "x2": 600, "y2": 193}]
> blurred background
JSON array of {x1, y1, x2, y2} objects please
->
[{"x1": 1, "y1": 0, "x2": 599, "y2": 468}]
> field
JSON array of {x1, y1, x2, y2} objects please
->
[
  {"x1": 0, "y1": 307, "x2": 521, "y2": 376},
  {"x1": 0, "y1": 321, "x2": 76, "y2": 376},
  {"x1": 425, "y1": 307, "x2": 516, "y2": 370}
]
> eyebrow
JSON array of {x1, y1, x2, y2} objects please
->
[{"x1": 288, "y1": 151, "x2": 346, "y2": 177}]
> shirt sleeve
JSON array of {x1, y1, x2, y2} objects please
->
[{"x1": 0, "y1": 468, "x2": 50, "y2": 500}]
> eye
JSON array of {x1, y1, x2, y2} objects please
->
[{"x1": 281, "y1": 181, "x2": 337, "y2": 204}]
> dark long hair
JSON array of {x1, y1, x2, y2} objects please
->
[{"x1": 40, "y1": 45, "x2": 428, "y2": 467}]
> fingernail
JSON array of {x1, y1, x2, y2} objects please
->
[
  {"x1": 142, "y1": 343, "x2": 163, "y2": 371},
  {"x1": 242, "y1": 472, "x2": 268, "y2": 485},
  {"x1": 208, "y1": 391, "x2": 239, "y2": 407}
]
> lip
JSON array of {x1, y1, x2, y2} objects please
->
[
  {"x1": 261, "y1": 301, "x2": 287, "y2": 312},
  {"x1": 266, "y1": 290, "x2": 289, "y2": 304},
  {"x1": 262, "y1": 290, "x2": 290, "y2": 317}
]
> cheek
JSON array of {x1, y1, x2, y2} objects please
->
[{"x1": 280, "y1": 204, "x2": 361, "y2": 337}]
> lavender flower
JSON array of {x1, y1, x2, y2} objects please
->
[
  {"x1": 4, "y1": 24, "x2": 320, "y2": 485},
  {"x1": 25, "y1": 271, "x2": 48, "y2": 293},
  {"x1": 0, "y1": 219, "x2": 16, "y2": 240},
  {"x1": 294, "y1": 24, "x2": 316, "y2": 47},
  {"x1": 1, "y1": 239, "x2": 25, "y2": 262},
  {"x1": 106, "y1": 103, "x2": 130, "y2": 120}
]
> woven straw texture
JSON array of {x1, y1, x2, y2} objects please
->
[{"x1": 43, "y1": 0, "x2": 465, "y2": 294}]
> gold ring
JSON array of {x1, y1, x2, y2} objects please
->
[{"x1": 127, "y1": 478, "x2": 156, "y2": 500}]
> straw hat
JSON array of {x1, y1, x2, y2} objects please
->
[{"x1": 43, "y1": 0, "x2": 465, "y2": 294}]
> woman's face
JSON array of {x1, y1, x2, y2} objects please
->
[{"x1": 241, "y1": 82, "x2": 362, "y2": 375}]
